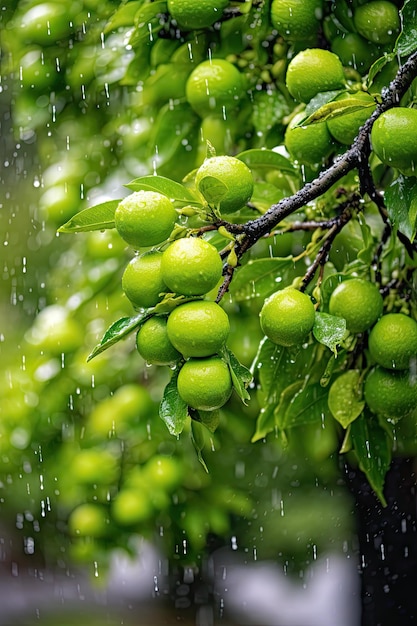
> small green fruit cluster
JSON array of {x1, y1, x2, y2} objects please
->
[
  {"x1": 283, "y1": 48, "x2": 377, "y2": 166},
  {"x1": 119, "y1": 227, "x2": 233, "y2": 412},
  {"x1": 364, "y1": 313, "x2": 417, "y2": 420}
]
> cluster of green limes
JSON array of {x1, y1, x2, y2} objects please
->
[
  {"x1": 325, "y1": 0, "x2": 400, "y2": 70},
  {"x1": 259, "y1": 277, "x2": 417, "y2": 423},
  {"x1": 114, "y1": 188, "x2": 238, "y2": 412},
  {"x1": 365, "y1": 313, "x2": 417, "y2": 420},
  {"x1": 282, "y1": 47, "x2": 379, "y2": 166},
  {"x1": 327, "y1": 278, "x2": 417, "y2": 421}
]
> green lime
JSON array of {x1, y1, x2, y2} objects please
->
[
  {"x1": 167, "y1": 300, "x2": 230, "y2": 358},
  {"x1": 331, "y1": 33, "x2": 378, "y2": 73},
  {"x1": 328, "y1": 278, "x2": 383, "y2": 333},
  {"x1": 368, "y1": 313, "x2": 417, "y2": 370},
  {"x1": 270, "y1": 0, "x2": 323, "y2": 43},
  {"x1": 68, "y1": 503, "x2": 109, "y2": 538},
  {"x1": 286, "y1": 48, "x2": 345, "y2": 103},
  {"x1": 195, "y1": 155, "x2": 254, "y2": 213},
  {"x1": 111, "y1": 490, "x2": 153, "y2": 526},
  {"x1": 260, "y1": 287, "x2": 316, "y2": 347},
  {"x1": 371, "y1": 108, "x2": 417, "y2": 176},
  {"x1": 364, "y1": 366, "x2": 417, "y2": 419},
  {"x1": 354, "y1": 1, "x2": 400, "y2": 44},
  {"x1": 186, "y1": 59, "x2": 245, "y2": 117},
  {"x1": 177, "y1": 357, "x2": 232, "y2": 410},
  {"x1": 167, "y1": 0, "x2": 228, "y2": 29},
  {"x1": 115, "y1": 190, "x2": 177, "y2": 249},
  {"x1": 285, "y1": 112, "x2": 335, "y2": 166},
  {"x1": 161, "y1": 237, "x2": 223, "y2": 296},
  {"x1": 122, "y1": 251, "x2": 167, "y2": 309},
  {"x1": 136, "y1": 316, "x2": 181, "y2": 365}
]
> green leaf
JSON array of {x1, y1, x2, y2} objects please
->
[
  {"x1": 125, "y1": 175, "x2": 200, "y2": 204},
  {"x1": 385, "y1": 174, "x2": 417, "y2": 242},
  {"x1": 148, "y1": 103, "x2": 200, "y2": 170},
  {"x1": 277, "y1": 382, "x2": 329, "y2": 429},
  {"x1": 87, "y1": 312, "x2": 147, "y2": 361},
  {"x1": 251, "y1": 339, "x2": 318, "y2": 441},
  {"x1": 129, "y1": 1, "x2": 168, "y2": 46},
  {"x1": 328, "y1": 370, "x2": 365, "y2": 428},
  {"x1": 230, "y1": 257, "x2": 299, "y2": 302},
  {"x1": 350, "y1": 413, "x2": 392, "y2": 506},
  {"x1": 252, "y1": 402, "x2": 276, "y2": 442},
  {"x1": 57, "y1": 200, "x2": 120, "y2": 233},
  {"x1": 159, "y1": 370, "x2": 189, "y2": 436},
  {"x1": 190, "y1": 420, "x2": 209, "y2": 472},
  {"x1": 221, "y1": 346, "x2": 252, "y2": 404},
  {"x1": 237, "y1": 148, "x2": 296, "y2": 173},
  {"x1": 303, "y1": 90, "x2": 345, "y2": 118},
  {"x1": 366, "y1": 53, "x2": 395, "y2": 89},
  {"x1": 250, "y1": 182, "x2": 287, "y2": 214},
  {"x1": 197, "y1": 175, "x2": 228, "y2": 207},
  {"x1": 313, "y1": 311, "x2": 347, "y2": 355},
  {"x1": 104, "y1": 1, "x2": 145, "y2": 33},
  {"x1": 301, "y1": 98, "x2": 374, "y2": 126},
  {"x1": 396, "y1": 0, "x2": 417, "y2": 57},
  {"x1": 357, "y1": 216, "x2": 374, "y2": 265},
  {"x1": 251, "y1": 91, "x2": 290, "y2": 138}
]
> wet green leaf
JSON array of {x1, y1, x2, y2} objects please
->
[
  {"x1": 159, "y1": 370, "x2": 188, "y2": 436},
  {"x1": 125, "y1": 175, "x2": 200, "y2": 204},
  {"x1": 350, "y1": 413, "x2": 392, "y2": 506},
  {"x1": 301, "y1": 98, "x2": 375, "y2": 127},
  {"x1": 190, "y1": 420, "x2": 209, "y2": 472},
  {"x1": 277, "y1": 382, "x2": 329, "y2": 429},
  {"x1": 328, "y1": 370, "x2": 365, "y2": 428},
  {"x1": 385, "y1": 174, "x2": 417, "y2": 242},
  {"x1": 129, "y1": 1, "x2": 168, "y2": 46},
  {"x1": 197, "y1": 175, "x2": 229, "y2": 207},
  {"x1": 313, "y1": 311, "x2": 347, "y2": 355},
  {"x1": 87, "y1": 312, "x2": 146, "y2": 361},
  {"x1": 221, "y1": 346, "x2": 252, "y2": 404},
  {"x1": 251, "y1": 340, "x2": 318, "y2": 441},
  {"x1": 366, "y1": 53, "x2": 395, "y2": 89},
  {"x1": 230, "y1": 257, "x2": 298, "y2": 302},
  {"x1": 396, "y1": 0, "x2": 417, "y2": 57},
  {"x1": 104, "y1": 0, "x2": 144, "y2": 33},
  {"x1": 57, "y1": 200, "x2": 120, "y2": 233},
  {"x1": 237, "y1": 148, "x2": 295, "y2": 173}
]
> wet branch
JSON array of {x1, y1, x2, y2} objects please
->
[{"x1": 217, "y1": 50, "x2": 417, "y2": 297}]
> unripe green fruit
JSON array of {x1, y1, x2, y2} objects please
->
[
  {"x1": 270, "y1": 0, "x2": 323, "y2": 43},
  {"x1": 286, "y1": 48, "x2": 345, "y2": 104},
  {"x1": 354, "y1": 1, "x2": 400, "y2": 44},
  {"x1": 260, "y1": 287, "x2": 315, "y2": 347},
  {"x1": 161, "y1": 237, "x2": 223, "y2": 296},
  {"x1": 122, "y1": 251, "x2": 167, "y2": 309},
  {"x1": 167, "y1": 300, "x2": 230, "y2": 358},
  {"x1": 115, "y1": 190, "x2": 177, "y2": 249},
  {"x1": 368, "y1": 313, "x2": 417, "y2": 370},
  {"x1": 371, "y1": 108, "x2": 417, "y2": 176},
  {"x1": 285, "y1": 112, "x2": 335, "y2": 166},
  {"x1": 328, "y1": 278, "x2": 383, "y2": 334},
  {"x1": 136, "y1": 316, "x2": 181, "y2": 365},
  {"x1": 195, "y1": 155, "x2": 254, "y2": 213},
  {"x1": 364, "y1": 366, "x2": 417, "y2": 419},
  {"x1": 177, "y1": 357, "x2": 232, "y2": 410},
  {"x1": 167, "y1": 0, "x2": 228, "y2": 30}
]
